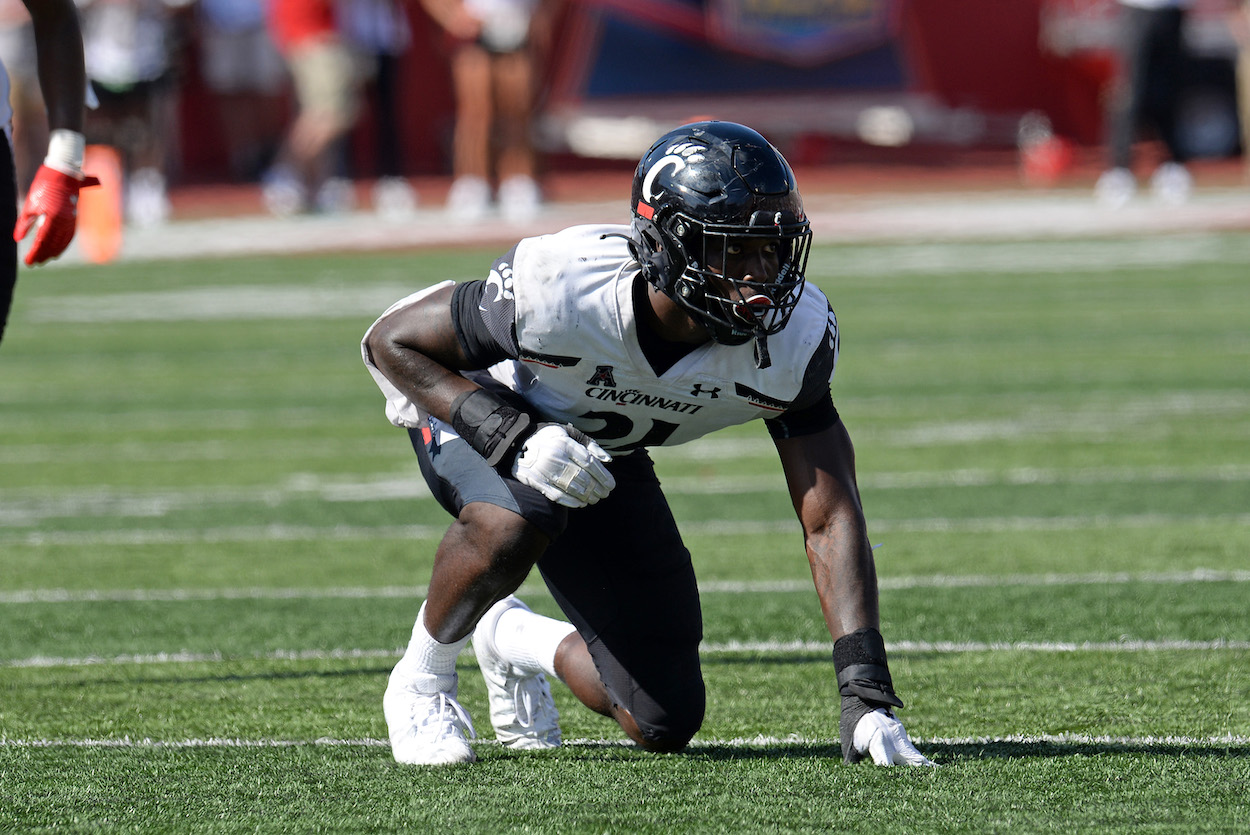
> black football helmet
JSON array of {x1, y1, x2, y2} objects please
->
[{"x1": 628, "y1": 121, "x2": 812, "y2": 368}]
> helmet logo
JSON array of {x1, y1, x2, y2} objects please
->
[{"x1": 642, "y1": 143, "x2": 707, "y2": 202}]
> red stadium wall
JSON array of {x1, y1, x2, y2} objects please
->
[
  {"x1": 174, "y1": 0, "x2": 1234, "y2": 184},
  {"x1": 899, "y1": 0, "x2": 1109, "y2": 144}
]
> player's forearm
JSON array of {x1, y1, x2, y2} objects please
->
[
  {"x1": 374, "y1": 345, "x2": 477, "y2": 423},
  {"x1": 805, "y1": 514, "x2": 881, "y2": 641},
  {"x1": 364, "y1": 285, "x2": 483, "y2": 421}
]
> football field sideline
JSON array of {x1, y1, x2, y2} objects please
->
[
  {"x1": 39, "y1": 181, "x2": 1250, "y2": 265},
  {"x1": 26, "y1": 231, "x2": 1250, "y2": 323}
]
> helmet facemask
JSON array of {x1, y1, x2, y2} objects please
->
[{"x1": 661, "y1": 210, "x2": 811, "y2": 366}]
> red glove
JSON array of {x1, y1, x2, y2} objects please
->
[{"x1": 14, "y1": 164, "x2": 101, "y2": 266}]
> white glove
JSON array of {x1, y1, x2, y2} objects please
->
[
  {"x1": 511, "y1": 424, "x2": 615, "y2": 508},
  {"x1": 852, "y1": 709, "x2": 936, "y2": 767}
]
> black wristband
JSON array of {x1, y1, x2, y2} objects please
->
[
  {"x1": 449, "y1": 388, "x2": 533, "y2": 467},
  {"x1": 833, "y1": 627, "x2": 904, "y2": 709}
]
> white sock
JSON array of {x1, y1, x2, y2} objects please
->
[
  {"x1": 492, "y1": 607, "x2": 576, "y2": 679},
  {"x1": 396, "y1": 601, "x2": 470, "y2": 679}
]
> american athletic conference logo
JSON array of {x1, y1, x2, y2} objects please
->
[{"x1": 583, "y1": 365, "x2": 708, "y2": 415}]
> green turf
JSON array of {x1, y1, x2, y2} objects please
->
[{"x1": 2, "y1": 236, "x2": 1248, "y2": 832}]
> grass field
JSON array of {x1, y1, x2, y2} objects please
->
[{"x1": 2, "y1": 231, "x2": 1249, "y2": 833}]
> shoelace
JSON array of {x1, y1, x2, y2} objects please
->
[
  {"x1": 512, "y1": 680, "x2": 537, "y2": 729},
  {"x1": 420, "y1": 691, "x2": 477, "y2": 740},
  {"x1": 510, "y1": 676, "x2": 556, "y2": 730}
]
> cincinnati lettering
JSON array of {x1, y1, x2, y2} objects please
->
[{"x1": 585, "y1": 387, "x2": 705, "y2": 414}]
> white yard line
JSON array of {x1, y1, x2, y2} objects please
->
[
  {"x1": 0, "y1": 523, "x2": 447, "y2": 547},
  {"x1": 6, "y1": 462, "x2": 1250, "y2": 525},
  {"x1": 6, "y1": 637, "x2": 1249, "y2": 670},
  {"x1": 5, "y1": 391, "x2": 1248, "y2": 470},
  {"x1": 3, "y1": 569, "x2": 1248, "y2": 606},
  {"x1": 2, "y1": 732, "x2": 1247, "y2": 749},
  {"x1": 0, "y1": 585, "x2": 436, "y2": 603},
  {"x1": 33, "y1": 197, "x2": 1250, "y2": 268},
  {"x1": 3, "y1": 510, "x2": 1250, "y2": 548},
  {"x1": 809, "y1": 232, "x2": 1250, "y2": 278}
]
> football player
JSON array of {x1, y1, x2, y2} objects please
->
[
  {"x1": 2, "y1": 0, "x2": 97, "y2": 346},
  {"x1": 362, "y1": 120, "x2": 933, "y2": 767}
]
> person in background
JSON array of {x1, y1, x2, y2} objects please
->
[
  {"x1": 1228, "y1": 0, "x2": 1250, "y2": 179},
  {"x1": 1095, "y1": 0, "x2": 1196, "y2": 208},
  {"x1": 338, "y1": 0, "x2": 419, "y2": 219},
  {"x1": 196, "y1": 0, "x2": 288, "y2": 183},
  {"x1": 262, "y1": 0, "x2": 367, "y2": 216},
  {"x1": 3, "y1": 0, "x2": 97, "y2": 346},
  {"x1": 419, "y1": 0, "x2": 548, "y2": 222},
  {"x1": 77, "y1": 0, "x2": 188, "y2": 227}
]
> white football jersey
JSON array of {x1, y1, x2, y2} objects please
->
[{"x1": 364, "y1": 224, "x2": 839, "y2": 453}]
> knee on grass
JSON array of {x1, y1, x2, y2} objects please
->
[{"x1": 631, "y1": 689, "x2": 705, "y2": 754}]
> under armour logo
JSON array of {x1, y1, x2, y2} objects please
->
[
  {"x1": 691, "y1": 383, "x2": 720, "y2": 398},
  {"x1": 586, "y1": 365, "x2": 617, "y2": 387}
]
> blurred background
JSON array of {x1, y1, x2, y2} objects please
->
[{"x1": 5, "y1": 0, "x2": 1248, "y2": 227}]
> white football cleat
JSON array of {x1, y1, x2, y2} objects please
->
[
  {"x1": 1094, "y1": 167, "x2": 1136, "y2": 210},
  {"x1": 126, "y1": 168, "x2": 171, "y2": 227},
  {"x1": 473, "y1": 596, "x2": 562, "y2": 749},
  {"x1": 383, "y1": 669, "x2": 476, "y2": 765},
  {"x1": 261, "y1": 165, "x2": 307, "y2": 218},
  {"x1": 446, "y1": 175, "x2": 491, "y2": 222},
  {"x1": 314, "y1": 177, "x2": 357, "y2": 215},
  {"x1": 499, "y1": 175, "x2": 542, "y2": 223},
  {"x1": 372, "y1": 176, "x2": 418, "y2": 220},
  {"x1": 1150, "y1": 161, "x2": 1193, "y2": 206}
]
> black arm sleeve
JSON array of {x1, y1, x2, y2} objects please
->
[
  {"x1": 765, "y1": 389, "x2": 839, "y2": 440},
  {"x1": 765, "y1": 299, "x2": 841, "y2": 440},
  {"x1": 450, "y1": 278, "x2": 520, "y2": 367}
]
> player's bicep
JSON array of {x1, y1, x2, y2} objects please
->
[
  {"x1": 775, "y1": 418, "x2": 863, "y2": 529},
  {"x1": 765, "y1": 388, "x2": 838, "y2": 440},
  {"x1": 765, "y1": 302, "x2": 839, "y2": 439}
]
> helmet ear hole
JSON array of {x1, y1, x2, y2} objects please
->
[{"x1": 630, "y1": 215, "x2": 680, "y2": 293}]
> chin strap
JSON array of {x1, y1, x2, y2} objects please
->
[
  {"x1": 606, "y1": 230, "x2": 772, "y2": 368},
  {"x1": 605, "y1": 230, "x2": 664, "y2": 290},
  {"x1": 753, "y1": 334, "x2": 771, "y2": 369}
]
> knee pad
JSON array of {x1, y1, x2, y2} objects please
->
[{"x1": 631, "y1": 676, "x2": 706, "y2": 752}]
